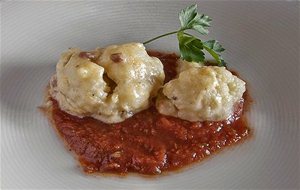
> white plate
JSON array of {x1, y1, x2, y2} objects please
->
[{"x1": 1, "y1": 1, "x2": 299, "y2": 189}]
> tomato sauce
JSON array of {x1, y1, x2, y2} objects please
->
[{"x1": 49, "y1": 51, "x2": 251, "y2": 175}]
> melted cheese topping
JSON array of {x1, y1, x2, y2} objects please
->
[
  {"x1": 50, "y1": 43, "x2": 165, "y2": 123},
  {"x1": 50, "y1": 43, "x2": 246, "y2": 123},
  {"x1": 156, "y1": 66, "x2": 246, "y2": 121},
  {"x1": 176, "y1": 59, "x2": 203, "y2": 74}
]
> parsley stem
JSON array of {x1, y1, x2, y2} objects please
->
[
  {"x1": 143, "y1": 30, "x2": 194, "y2": 45},
  {"x1": 183, "y1": 32, "x2": 193, "y2": 36},
  {"x1": 143, "y1": 31, "x2": 178, "y2": 45}
]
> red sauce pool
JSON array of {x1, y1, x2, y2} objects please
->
[{"x1": 49, "y1": 51, "x2": 251, "y2": 175}]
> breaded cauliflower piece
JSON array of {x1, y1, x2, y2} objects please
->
[
  {"x1": 156, "y1": 66, "x2": 246, "y2": 121},
  {"x1": 50, "y1": 43, "x2": 165, "y2": 123}
]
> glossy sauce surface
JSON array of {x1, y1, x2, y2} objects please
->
[{"x1": 50, "y1": 51, "x2": 251, "y2": 175}]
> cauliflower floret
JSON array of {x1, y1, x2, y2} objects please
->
[
  {"x1": 156, "y1": 66, "x2": 246, "y2": 121},
  {"x1": 97, "y1": 43, "x2": 164, "y2": 113},
  {"x1": 50, "y1": 43, "x2": 165, "y2": 123},
  {"x1": 50, "y1": 48, "x2": 107, "y2": 116}
]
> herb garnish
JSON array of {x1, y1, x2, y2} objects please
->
[{"x1": 143, "y1": 4, "x2": 226, "y2": 66}]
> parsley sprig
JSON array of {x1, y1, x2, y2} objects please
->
[{"x1": 143, "y1": 4, "x2": 226, "y2": 66}]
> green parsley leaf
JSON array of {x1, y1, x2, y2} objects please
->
[
  {"x1": 203, "y1": 40, "x2": 225, "y2": 53},
  {"x1": 177, "y1": 31, "x2": 205, "y2": 63},
  {"x1": 179, "y1": 4, "x2": 212, "y2": 35},
  {"x1": 179, "y1": 4, "x2": 198, "y2": 29},
  {"x1": 191, "y1": 14, "x2": 212, "y2": 35},
  {"x1": 203, "y1": 40, "x2": 226, "y2": 66},
  {"x1": 143, "y1": 4, "x2": 226, "y2": 67}
]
